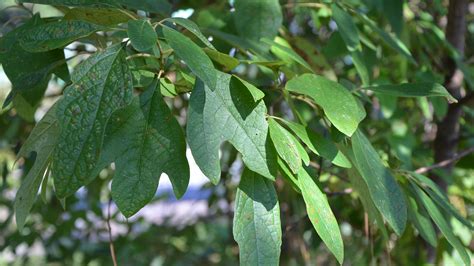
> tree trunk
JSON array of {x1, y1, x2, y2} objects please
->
[{"x1": 432, "y1": 0, "x2": 468, "y2": 190}]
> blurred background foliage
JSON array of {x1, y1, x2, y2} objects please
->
[{"x1": 0, "y1": 0, "x2": 473, "y2": 265}]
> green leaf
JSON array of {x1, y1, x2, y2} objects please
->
[
  {"x1": 230, "y1": 76, "x2": 265, "y2": 102},
  {"x1": 204, "y1": 48, "x2": 240, "y2": 71},
  {"x1": 20, "y1": 20, "x2": 103, "y2": 52},
  {"x1": 298, "y1": 168, "x2": 344, "y2": 264},
  {"x1": 346, "y1": 165, "x2": 389, "y2": 239},
  {"x1": 18, "y1": 0, "x2": 172, "y2": 15},
  {"x1": 162, "y1": 26, "x2": 217, "y2": 90},
  {"x1": 233, "y1": 169, "x2": 282, "y2": 266},
  {"x1": 409, "y1": 181, "x2": 471, "y2": 266},
  {"x1": 52, "y1": 44, "x2": 133, "y2": 198},
  {"x1": 98, "y1": 81, "x2": 189, "y2": 217},
  {"x1": 261, "y1": 38, "x2": 313, "y2": 72},
  {"x1": 286, "y1": 74, "x2": 366, "y2": 136},
  {"x1": 277, "y1": 158, "x2": 301, "y2": 193},
  {"x1": 187, "y1": 72, "x2": 277, "y2": 184},
  {"x1": 268, "y1": 118, "x2": 302, "y2": 174},
  {"x1": 363, "y1": 83, "x2": 457, "y2": 103},
  {"x1": 233, "y1": 0, "x2": 283, "y2": 42},
  {"x1": 0, "y1": 15, "x2": 68, "y2": 111},
  {"x1": 357, "y1": 13, "x2": 416, "y2": 64},
  {"x1": 409, "y1": 172, "x2": 474, "y2": 230},
  {"x1": 64, "y1": 7, "x2": 133, "y2": 26},
  {"x1": 351, "y1": 49, "x2": 371, "y2": 85},
  {"x1": 351, "y1": 129, "x2": 407, "y2": 235},
  {"x1": 14, "y1": 104, "x2": 60, "y2": 231},
  {"x1": 283, "y1": 120, "x2": 351, "y2": 168},
  {"x1": 165, "y1": 18, "x2": 215, "y2": 49},
  {"x1": 383, "y1": 0, "x2": 403, "y2": 35},
  {"x1": 406, "y1": 193, "x2": 438, "y2": 247},
  {"x1": 331, "y1": 3, "x2": 360, "y2": 51},
  {"x1": 127, "y1": 19, "x2": 157, "y2": 52}
]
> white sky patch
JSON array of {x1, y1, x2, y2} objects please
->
[{"x1": 171, "y1": 8, "x2": 194, "y2": 19}]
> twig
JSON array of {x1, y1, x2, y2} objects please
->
[
  {"x1": 415, "y1": 146, "x2": 474, "y2": 174},
  {"x1": 324, "y1": 188, "x2": 353, "y2": 197},
  {"x1": 106, "y1": 199, "x2": 118, "y2": 266}
]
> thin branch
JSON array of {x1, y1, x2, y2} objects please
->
[
  {"x1": 106, "y1": 199, "x2": 118, "y2": 266},
  {"x1": 415, "y1": 146, "x2": 474, "y2": 174}
]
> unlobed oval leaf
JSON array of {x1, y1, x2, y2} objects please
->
[
  {"x1": 363, "y1": 83, "x2": 457, "y2": 103},
  {"x1": 331, "y1": 3, "x2": 360, "y2": 51},
  {"x1": 163, "y1": 25, "x2": 217, "y2": 90},
  {"x1": 298, "y1": 168, "x2": 344, "y2": 264},
  {"x1": 20, "y1": 20, "x2": 103, "y2": 52},
  {"x1": 233, "y1": 0, "x2": 283, "y2": 42},
  {"x1": 128, "y1": 19, "x2": 157, "y2": 52},
  {"x1": 409, "y1": 181, "x2": 471, "y2": 266},
  {"x1": 268, "y1": 118, "x2": 302, "y2": 174},
  {"x1": 283, "y1": 120, "x2": 352, "y2": 168},
  {"x1": 233, "y1": 169, "x2": 282, "y2": 266},
  {"x1": 286, "y1": 74, "x2": 366, "y2": 136},
  {"x1": 351, "y1": 129, "x2": 407, "y2": 235},
  {"x1": 165, "y1": 18, "x2": 215, "y2": 49}
]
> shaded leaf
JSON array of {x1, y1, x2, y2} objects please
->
[
  {"x1": 357, "y1": 13, "x2": 416, "y2": 64},
  {"x1": 52, "y1": 44, "x2": 133, "y2": 198},
  {"x1": 14, "y1": 104, "x2": 60, "y2": 231},
  {"x1": 233, "y1": 0, "x2": 283, "y2": 42},
  {"x1": 283, "y1": 120, "x2": 351, "y2": 168},
  {"x1": 128, "y1": 19, "x2": 157, "y2": 52},
  {"x1": 233, "y1": 169, "x2": 281, "y2": 266},
  {"x1": 351, "y1": 129, "x2": 407, "y2": 235},
  {"x1": 187, "y1": 72, "x2": 277, "y2": 184},
  {"x1": 406, "y1": 192, "x2": 438, "y2": 247},
  {"x1": 409, "y1": 181, "x2": 471, "y2": 266},
  {"x1": 64, "y1": 7, "x2": 132, "y2": 26},
  {"x1": 331, "y1": 3, "x2": 360, "y2": 51},
  {"x1": 98, "y1": 82, "x2": 189, "y2": 217},
  {"x1": 20, "y1": 20, "x2": 103, "y2": 52},
  {"x1": 363, "y1": 83, "x2": 457, "y2": 103}
]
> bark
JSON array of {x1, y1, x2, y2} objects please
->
[{"x1": 432, "y1": 0, "x2": 468, "y2": 190}]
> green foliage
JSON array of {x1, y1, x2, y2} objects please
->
[
  {"x1": 1, "y1": 0, "x2": 472, "y2": 265},
  {"x1": 233, "y1": 169, "x2": 281, "y2": 266}
]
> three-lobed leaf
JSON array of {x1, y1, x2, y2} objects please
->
[
  {"x1": 97, "y1": 81, "x2": 189, "y2": 217},
  {"x1": 233, "y1": 169, "x2": 282, "y2": 266},
  {"x1": 14, "y1": 104, "x2": 60, "y2": 231},
  {"x1": 52, "y1": 44, "x2": 133, "y2": 198},
  {"x1": 187, "y1": 72, "x2": 277, "y2": 184}
]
